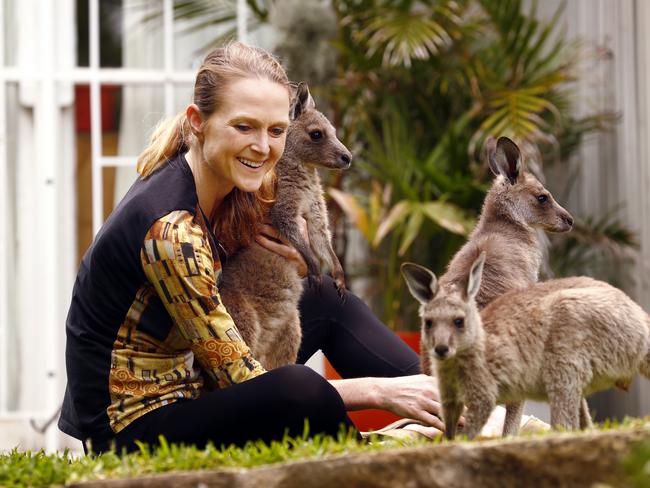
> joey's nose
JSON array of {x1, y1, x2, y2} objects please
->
[
  {"x1": 434, "y1": 345, "x2": 449, "y2": 358},
  {"x1": 563, "y1": 214, "x2": 574, "y2": 228},
  {"x1": 340, "y1": 152, "x2": 352, "y2": 168}
]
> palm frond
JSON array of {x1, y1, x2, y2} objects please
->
[
  {"x1": 346, "y1": 1, "x2": 464, "y2": 68},
  {"x1": 548, "y1": 208, "x2": 639, "y2": 286}
]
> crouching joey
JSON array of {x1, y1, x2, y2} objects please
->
[{"x1": 401, "y1": 254, "x2": 650, "y2": 440}]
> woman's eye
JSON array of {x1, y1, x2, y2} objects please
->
[
  {"x1": 270, "y1": 127, "x2": 285, "y2": 137},
  {"x1": 235, "y1": 124, "x2": 251, "y2": 132},
  {"x1": 537, "y1": 194, "x2": 548, "y2": 203},
  {"x1": 309, "y1": 131, "x2": 323, "y2": 141},
  {"x1": 454, "y1": 318, "x2": 464, "y2": 328}
]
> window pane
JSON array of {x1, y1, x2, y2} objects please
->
[
  {"x1": 1, "y1": 82, "x2": 19, "y2": 411},
  {"x1": 174, "y1": 83, "x2": 193, "y2": 113},
  {"x1": 75, "y1": 83, "x2": 164, "y2": 260},
  {"x1": 3, "y1": 0, "x2": 17, "y2": 66},
  {"x1": 122, "y1": 0, "x2": 164, "y2": 70},
  {"x1": 77, "y1": 0, "x2": 124, "y2": 68}
]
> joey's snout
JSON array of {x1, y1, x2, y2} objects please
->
[
  {"x1": 561, "y1": 212, "x2": 574, "y2": 230},
  {"x1": 338, "y1": 150, "x2": 352, "y2": 169},
  {"x1": 554, "y1": 208, "x2": 574, "y2": 232},
  {"x1": 434, "y1": 345, "x2": 450, "y2": 359}
]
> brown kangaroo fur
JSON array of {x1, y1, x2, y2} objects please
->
[
  {"x1": 420, "y1": 137, "x2": 574, "y2": 377},
  {"x1": 403, "y1": 254, "x2": 650, "y2": 440},
  {"x1": 220, "y1": 84, "x2": 351, "y2": 370}
]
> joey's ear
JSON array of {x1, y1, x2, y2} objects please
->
[
  {"x1": 290, "y1": 82, "x2": 314, "y2": 120},
  {"x1": 487, "y1": 136, "x2": 522, "y2": 185},
  {"x1": 466, "y1": 252, "x2": 486, "y2": 301},
  {"x1": 401, "y1": 262, "x2": 438, "y2": 304}
]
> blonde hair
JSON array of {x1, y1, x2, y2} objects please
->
[{"x1": 136, "y1": 42, "x2": 290, "y2": 254}]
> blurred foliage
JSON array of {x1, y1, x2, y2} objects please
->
[
  {"x1": 157, "y1": 0, "x2": 635, "y2": 330},
  {"x1": 624, "y1": 434, "x2": 650, "y2": 488}
]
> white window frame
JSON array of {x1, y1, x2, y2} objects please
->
[{"x1": 0, "y1": 0, "x2": 248, "y2": 452}]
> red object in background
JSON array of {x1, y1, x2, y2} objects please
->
[
  {"x1": 324, "y1": 331, "x2": 421, "y2": 431},
  {"x1": 75, "y1": 85, "x2": 121, "y2": 132}
]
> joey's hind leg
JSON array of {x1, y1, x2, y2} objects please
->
[
  {"x1": 262, "y1": 311, "x2": 302, "y2": 370},
  {"x1": 547, "y1": 386, "x2": 581, "y2": 430},
  {"x1": 502, "y1": 402, "x2": 524, "y2": 437},
  {"x1": 579, "y1": 397, "x2": 593, "y2": 429},
  {"x1": 544, "y1": 353, "x2": 589, "y2": 430}
]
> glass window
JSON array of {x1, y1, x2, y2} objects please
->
[{"x1": 2, "y1": 0, "x2": 17, "y2": 66}]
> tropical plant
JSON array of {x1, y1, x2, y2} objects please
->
[
  {"x1": 326, "y1": 0, "x2": 636, "y2": 329},
  {"x1": 141, "y1": 0, "x2": 635, "y2": 330}
]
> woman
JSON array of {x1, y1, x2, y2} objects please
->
[{"x1": 59, "y1": 42, "x2": 442, "y2": 454}]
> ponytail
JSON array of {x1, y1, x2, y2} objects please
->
[{"x1": 137, "y1": 112, "x2": 191, "y2": 178}]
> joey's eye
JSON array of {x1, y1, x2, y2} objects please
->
[
  {"x1": 424, "y1": 319, "x2": 433, "y2": 330},
  {"x1": 309, "y1": 130, "x2": 323, "y2": 141},
  {"x1": 537, "y1": 194, "x2": 548, "y2": 204},
  {"x1": 453, "y1": 318, "x2": 464, "y2": 329}
]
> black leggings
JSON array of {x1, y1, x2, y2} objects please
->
[{"x1": 91, "y1": 277, "x2": 420, "y2": 453}]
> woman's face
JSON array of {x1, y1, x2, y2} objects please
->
[{"x1": 198, "y1": 77, "x2": 290, "y2": 194}]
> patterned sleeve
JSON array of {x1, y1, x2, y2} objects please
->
[{"x1": 140, "y1": 210, "x2": 266, "y2": 388}]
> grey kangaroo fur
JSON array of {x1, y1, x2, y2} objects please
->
[
  {"x1": 419, "y1": 136, "x2": 573, "y2": 376},
  {"x1": 402, "y1": 254, "x2": 650, "y2": 439},
  {"x1": 220, "y1": 83, "x2": 352, "y2": 370}
]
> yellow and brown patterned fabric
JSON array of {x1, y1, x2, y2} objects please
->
[{"x1": 60, "y1": 154, "x2": 264, "y2": 441}]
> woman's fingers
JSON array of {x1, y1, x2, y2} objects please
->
[
  {"x1": 258, "y1": 224, "x2": 283, "y2": 242},
  {"x1": 416, "y1": 411, "x2": 446, "y2": 432},
  {"x1": 254, "y1": 232, "x2": 308, "y2": 276},
  {"x1": 254, "y1": 233, "x2": 296, "y2": 259}
]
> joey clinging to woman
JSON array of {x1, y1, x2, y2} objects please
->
[{"x1": 220, "y1": 83, "x2": 352, "y2": 370}]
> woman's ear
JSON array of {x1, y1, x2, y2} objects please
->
[{"x1": 186, "y1": 104, "x2": 204, "y2": 142}]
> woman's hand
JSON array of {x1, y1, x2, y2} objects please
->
[
  {"x1": 372, "y1": 374, "x2": 447, "y2": 431},
  {"x1": 330, "y1": 374, "x2": 462, "y2": 433},
  {"x1": 254, "y1": 220, "x2": 308, "y2": 277}
]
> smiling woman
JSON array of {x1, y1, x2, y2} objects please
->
[{"x1": 59, "y1": 41, "x2": 444, "y2": 455}]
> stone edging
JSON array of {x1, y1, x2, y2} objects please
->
[{"x1": 73, "y1": 427, "x2": 650, "y2": 488}]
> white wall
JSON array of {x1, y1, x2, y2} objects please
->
[{"x1": 534, "y1": 0, "x2": 650, "y2": 420}]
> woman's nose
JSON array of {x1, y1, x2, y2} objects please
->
[{"x1": 251, "y1": 132, "x2": 270, "y2": 155}]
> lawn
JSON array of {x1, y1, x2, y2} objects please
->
[{"x1": 1, "y1": 420, "x2": 649, "y2": 487}]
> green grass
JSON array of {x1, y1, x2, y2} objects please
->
[
  {"x1": 623, "y1": 435, "x2": 650, "y2": 488},
  {"x1": 1, "y1": 420, "x2": 649, "y2": 488},
  {"x1": 0, "y1": 426, "x2": 418, "y2": 488}
]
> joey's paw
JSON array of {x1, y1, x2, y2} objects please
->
[
  {"x1": 307, "y1": 273, "x2": 323, "y2": 291},
  {"x1": 333, "y1": 280, "x2": 348, "y2": 303}
]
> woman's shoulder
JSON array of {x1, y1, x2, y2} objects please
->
[{"x1": 93, "y1": 155, "x2": 199, "y2": 252}]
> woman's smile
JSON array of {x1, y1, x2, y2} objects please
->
[{"x1": 236, "y1": 157, "x2": 266, "y2": 170}]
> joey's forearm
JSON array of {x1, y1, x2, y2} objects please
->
[{"x1": 329, "y1": 377, "x2": 385, "y2": 411}]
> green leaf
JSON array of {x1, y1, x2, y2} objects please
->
[
  {"x1": 327, "y1": 188, "x2": 372, "y2": 243},
  {"x1": 420, "y1": 201, "x2": 475, "y2": 235},
  {"x1": 398, "y1": 209, "x2": 424, "y2": 256},
  {"x1": 373, "y1": 200, "x2": 412, "y2": 248}
]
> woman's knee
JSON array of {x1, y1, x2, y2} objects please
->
[{"x1": 271, "y1": 365, "x2": 346, "y2": 417}]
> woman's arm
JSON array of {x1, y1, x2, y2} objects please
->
[
  {"x1": 329, "y1": 374, "x2": 446, "y2": 431},
  {"x1": 142, "y1": 212, "x2": 266, "y2": 387}
]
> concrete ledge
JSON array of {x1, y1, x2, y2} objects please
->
[{"x1": 73, "y1": 427, "x2": 650, "y2": 488}]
